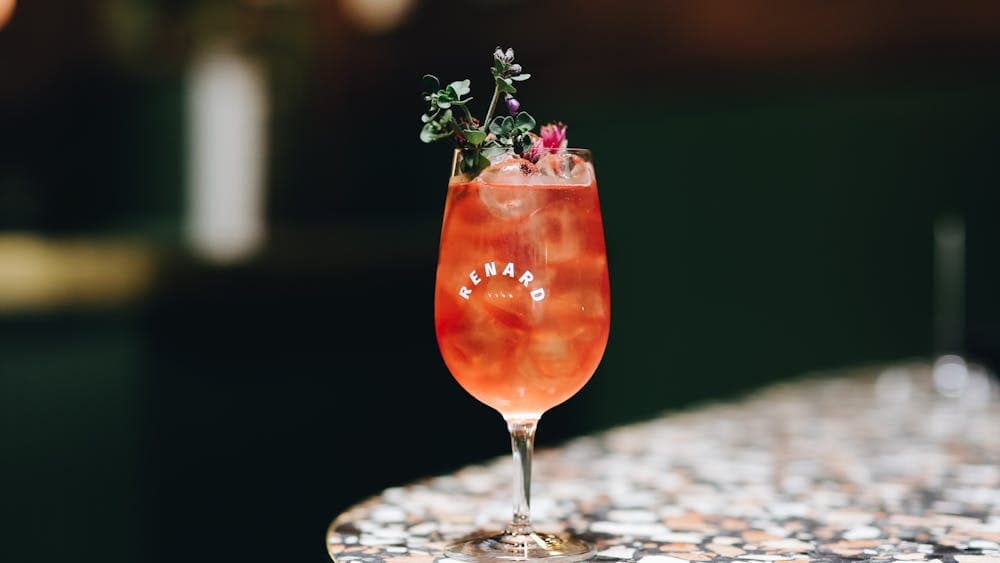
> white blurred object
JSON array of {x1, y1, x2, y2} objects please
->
[
  {"x1": 933, "y1": 355, "x2": 968, "y2": 398},
  {"x1": 341, "y1": 0, "x2": 415, "y2": 33},
  {"x1": 186, "y1": 44, "x2": 268, "y2": 263},
  {"x1": 961, "y1": 363, "x2": 998, "y2": 408},
  {"x1": 535, "y1": 154, "x2": 594, "y2": 185},
  {"x1": 875, "y1": 366, "x2": 913, "y2": 406},
  {"x1": 931, "y1": 214, "x2": 980, "y2": 402}
]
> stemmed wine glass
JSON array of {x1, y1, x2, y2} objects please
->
[{"x1": 434, "y1": 149, "x2": 610, "y2": 561}]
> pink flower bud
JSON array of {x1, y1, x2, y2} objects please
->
[{"x1": 539, "y1": 123, "x2": 567, "y2": 149}]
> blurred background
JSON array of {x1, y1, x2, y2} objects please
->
[{"x1": 2, "y1": 0, "x2": 999, "y2": 561}]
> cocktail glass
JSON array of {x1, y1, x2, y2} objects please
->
[{"x1": 435, "y1": 149, "x2": 610, "y2": 561}]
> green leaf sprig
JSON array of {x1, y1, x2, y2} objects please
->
[{"x1": 420, "y1": 47, "x2": 536, "y2": 174}]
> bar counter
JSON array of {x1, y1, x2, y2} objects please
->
[{"x1": 327, "y1": 363, "x2": 1000, "y2": 563}]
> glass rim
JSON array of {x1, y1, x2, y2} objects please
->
[
  {"x1": 450, "y1": 147, "x2": 594, "y2": 178},
  {"x1": 451, "y1": 147, "x2": 592, "y2": 155}
]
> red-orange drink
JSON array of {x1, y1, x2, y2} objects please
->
[{"x1": 435, "y1": 153, "x2": 610, "y2": 419}]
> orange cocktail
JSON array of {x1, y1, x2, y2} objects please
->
[
  {"x1": 435, "y1": 153, "x2": 610, "y2": 420},
  {"x1": 423, "y1": 47, "x2": 607, "y2": 561}
]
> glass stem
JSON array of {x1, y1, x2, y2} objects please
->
[{"x1": 507, "y1": 419, "x2": 537, "y2": 536}]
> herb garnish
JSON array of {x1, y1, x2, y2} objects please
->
[{"x1": 421, "y1": 47, "x2": 560, "y2": 175}]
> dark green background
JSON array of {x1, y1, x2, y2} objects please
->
[{"x1": 2, "y1": 2, "x2": 999, "y2": 562}]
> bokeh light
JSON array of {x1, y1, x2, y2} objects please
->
[
  {"x1": 0, "y1": 0, "x2": 14, "y2": 29},
  {"x1": 340, "y1": 0, "x2": 415, "y2": 32}
]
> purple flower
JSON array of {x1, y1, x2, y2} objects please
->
[
  {"x1": 494, "y1": 46, "x2": 515, "y2": 64},
  {"x1": 505, "y1": 94, "x2": 520, "y2": 115}
]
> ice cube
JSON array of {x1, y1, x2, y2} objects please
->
[
  {"x1": 528, "y1": 199, "x2": 587, "y2": 261},
  {"x1": 543, "y1": 288, "x2": 609, "y2": 323},
  {"x1": 486, "y1": 150, "x2": 516, "y2": 165},
  {"x1": 520, "y1": 327, "x2": 598, "y2": 391},
  {"x1": 477, "y1": 159, "x2": 542, "y2": 219},
  {"x1": 477, "y1": 274, "x2": 539, "y2": 329},
  {"x1": 535, "y1": 153, "x2": 593, "y2": 185},
  {"x1": 478, "y1": 184, "x2": 541, "y2": 220},
  {"x1": 525, "y1": 331, "x2": 576, "y2": 381},
  {"x1": 439, "y1": 291, "x2": 527, "y2": 382},
  {"x1": 477, "y1": 158, "x2": 539, "y2": 184}
]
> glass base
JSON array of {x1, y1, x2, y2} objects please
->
[{"x1": 445, "y1": 530, "x2": 594, "y2": 562}]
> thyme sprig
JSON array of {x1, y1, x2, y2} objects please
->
[{"x1": 420, "y1": 47, "x2": 535, "y2": 174}]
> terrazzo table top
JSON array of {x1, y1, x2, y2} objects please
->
[{"x1": 327, "y1": 362, "x2": 1000, "y2": 563}]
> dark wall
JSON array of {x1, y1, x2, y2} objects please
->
[{"x1": 2, "y1": 1, "x2": 999, "y2": 562}]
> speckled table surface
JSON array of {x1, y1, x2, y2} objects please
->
[{"x1": 327, "y1": 362, "x2": 1000, "y2": 563}]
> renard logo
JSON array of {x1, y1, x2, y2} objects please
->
[{"x1": 458, "y1": 261, "x2": 546, "y2": 302}]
